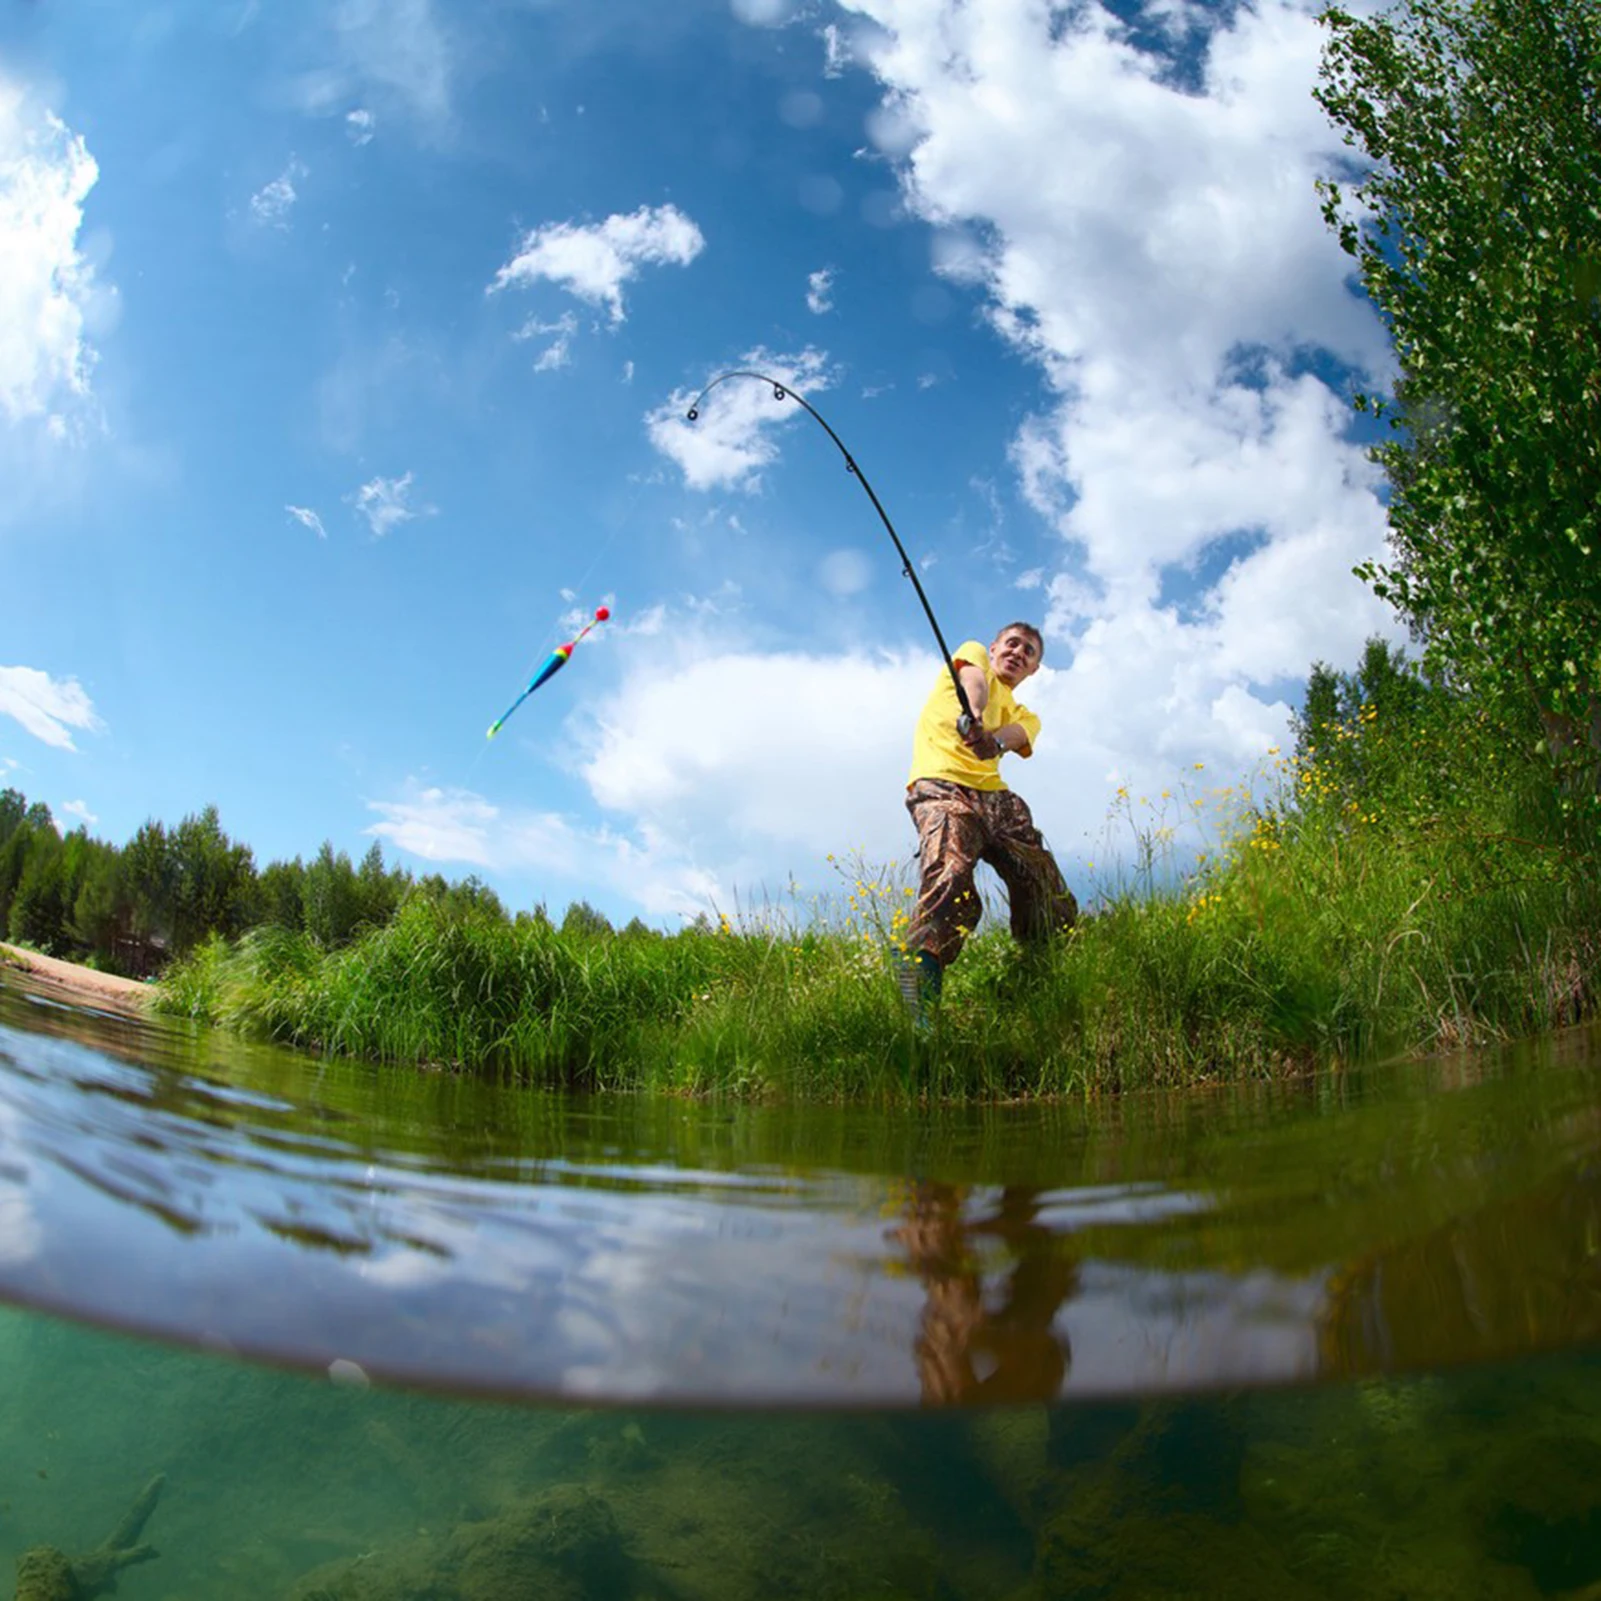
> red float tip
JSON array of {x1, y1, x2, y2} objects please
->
[{"x1": 594, "y1": 606, "x2": 610, "y2": 621}]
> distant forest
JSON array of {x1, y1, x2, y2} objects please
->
[{"x1": 0, "y1": 791, "x2": 635, "y2": 978}]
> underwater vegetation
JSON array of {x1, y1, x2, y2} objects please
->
[{"x1": 9, "y1": 1297, "x2": 1601, "y2": 1601}]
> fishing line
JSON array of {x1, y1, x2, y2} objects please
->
[{"x1": 686, "y1": 369, "x2": 977, "y2": 732}]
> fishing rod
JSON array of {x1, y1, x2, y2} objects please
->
[{"x1": 686, "y1": 370, "x2": 976, "y2": 733}]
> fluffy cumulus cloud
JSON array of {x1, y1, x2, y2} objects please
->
[
  {"x1": 806, "y1": 266, "x2": 835, "y2": 315},
  {"x1": 0, "y1": 80, "x2": 105, "y2": 431},
  {"x1": 845, "y1": 0, "x2": 1394, "y2": 607},
  {"x1": 645, "y1": 345, "x2": 834, "y2": 492},
  {"x1": 584, "y1": 636, "x2": 932, "y2": 864},
  {"x1": 351, "y1": 606, "x2": 875, "y2": 917},
  {"x1": 613, "y1": 0, "x2": 1404, "y2": 899},
  {"x1": 0, "y1": 665, "x2": 104, "y2": 750},
  {"x1": 488, "y1": 204, "x2": 705, "y2": 326}
]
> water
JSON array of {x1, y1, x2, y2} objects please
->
[{"x1": 3, "y1": 972, "x2": 1601, "y2": 1598}]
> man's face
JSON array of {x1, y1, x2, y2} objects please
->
[{"x1": 990, "y1": 628, "x2": 1042, "y2": 687}]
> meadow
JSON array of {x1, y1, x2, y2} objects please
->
[{"x1": 156, "y1": 650, "x2": 1600, "y2": 1102}]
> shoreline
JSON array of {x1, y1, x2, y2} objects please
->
[{"x1": 0, "y1": 943, "x2": 153, "y2": 1017}]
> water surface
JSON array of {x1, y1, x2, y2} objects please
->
[{"x1": 2, "y1": 972, "x2": 1600, "y2": 1407}]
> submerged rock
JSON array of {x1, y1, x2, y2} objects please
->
[
  {"x1": 1478, "y1": 1433, "x2": 1601, "y2": 1594},
  {"x1": 289, "y1": 1483, "x2": 634, "y2": 1601}
]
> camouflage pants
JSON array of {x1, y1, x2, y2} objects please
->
[{"x1": 904, "y1": 779, "x2": 1078, "y2": 968}]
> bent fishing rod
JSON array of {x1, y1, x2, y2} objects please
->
[{"x1": 686, "y1": 370, "x2": 977, "y2": 733}]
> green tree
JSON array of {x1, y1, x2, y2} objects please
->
[
  {"x1": 8, "y1": 829, "x2": 67, "y2": 950},
  {"x1": 0, "y1": 821, "x2": 45, "y2": 934},
  {"x1": 354, "y1": 840, "x2": 408, "y2": 932},
  {"x1": 69, "y1": 840, "x2": 130, "y2": 966},
  {"x1": 303, "y1": 842, "x2": 362, "y2": 947},
  {"x1": 1316, "y1": 0, "x2": 1601, "y2": 791},
  {"x1": 258, "y1": 858, "x2": 307, "y2": 931},
  {"x1": 1292, "y1": 661, "x2": 1345, "y2": 766},
  {"x1": 0, "y1": 789, "x2": 26, "y2": 852},
  {"x1": 169, "y1": 805, "x2": 257, "y2": 952},
  {"x1": 560, "y1": 900, "x2": 614, "y2": 940},
  {"x1": 443, "y1": 875, "x2": 506, "y2": 923},
  {"x1": 122, "y1": 820, "x2": 175, "y2": 948}
]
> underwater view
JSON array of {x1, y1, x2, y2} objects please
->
[
  {"x1": 8, "y1": 1307, "x2": 1601, "y2": 1601},
  {"x1": 4, "y1": 971, "x2": 1601, "y2": 1598}
]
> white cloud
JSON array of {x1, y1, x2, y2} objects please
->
[
  {"x1": 606, "y1": 1, "x2": 1409, "y2": 908},
  {"x1": 567, "y1": 602, "x2": 1317, "y2": 919},
  {"x1": 60, "y1": 798, "x2": 97, "y2": 826},
  {"x1": 731, "y1": 0, "x2": 802, "y2": 24},
  {"x1": 0, "y1": 1106, "x2": 40, "y2": 1269},
  {"x1": 806, "y1": 266, "x2": 835, "y2": 315},
  {"x1": 249, "y1": 157, "x2": 307, "y2": 228},
  {"x1": 584, "y1": 620, "x2": 929, "y2": 873},
  {"x1": 366, "y1": 783, "x2": 722, "y2": 919},
  {"x1": 835, "y1": 1, "x2": 1398, "y2": 762},
  {"x1": 348, "y1": 470, "x2": 431, "y2": 538},
  {"x1": 0, "y1": 665, "x2": 104, "y2": 751},
  {"x1": 366, "y1": 786, "x2": 500, "y2": 866},
  {"x1": 0, "y1": 80, "x2": 104, "y2": 429},
  {"x1": 291, "y1": 0, "x2": 453, "y2": 130},
  {"x1": 285, "y1": 503, "x2": 327, "y2": 539},
  {"x1": 513, "y1": 311, "x2": 578, "y2": 372},
  {"x1": 819, "y1": 23, "x2": 851, "y2": 77},
  {"x1": 488, "y1": 203, "x2": 705, "y2": 325},
  {"x1": 646, "y1": 346, "x2": 834, "y2": 492}
]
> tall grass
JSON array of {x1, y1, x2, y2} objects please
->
[{"x1": 157, "y1": 692, "x2": 1599, "y2": 1102}]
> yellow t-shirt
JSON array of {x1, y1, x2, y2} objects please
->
[{"x1": 907, "y1": 640, "x2": 1041, "y2": 792}]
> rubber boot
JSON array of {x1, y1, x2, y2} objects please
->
[{"x1": 894, "y1": 948, "x2": 943, "y2": 1033}]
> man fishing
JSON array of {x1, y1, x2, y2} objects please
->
[
  {"x1": 898, "y1": 622, "x2": 1078, "y2": 1025},
  {"x1": 681, "y1": 374, "x2": 1076, "y2": 1028}
]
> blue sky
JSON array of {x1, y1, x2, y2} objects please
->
[{"x1": 2, "y1": 0, "x2": 1398, "y2": 926}]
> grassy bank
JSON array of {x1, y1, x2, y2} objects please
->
[{"x1": 155, "y1": 669, "x2": 1599, "y2": 1101}]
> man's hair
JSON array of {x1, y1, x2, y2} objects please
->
[{"x1": 994, "y1": 621, "x2": 1044, "y2": 658}]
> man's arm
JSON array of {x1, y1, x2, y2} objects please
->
[
  {"x1": 955, "y1": 661, "x2": 1001, "y2": 756},
  {"x1": 956, "y1": 661, "x2": 988, "y2": 720},
  {"x1": 954, "y1": 655, "x2": 1026, "y2": 759},
  {"x1": 965, "y1": 724, "x2": 1023, "y2": 759}
]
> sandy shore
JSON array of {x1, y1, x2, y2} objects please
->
[{"x1": 0, "y1": 942, "x2": 153, "y2": 1016}]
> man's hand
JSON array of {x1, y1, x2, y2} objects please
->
[{"x1": 960, "y1": 722, "x2": 1004, "y2": 760}]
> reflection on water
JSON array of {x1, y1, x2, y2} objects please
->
[
  {"x1": 3, "y1": 1306, "x2": 1601, "y2": 1599},
  {"x1": 893, "y1": 1182, "x2": 1078, "y2": 1405},
  {"x1": 3, "y1": 972, "x2": 1601, "y2": 1405}
]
